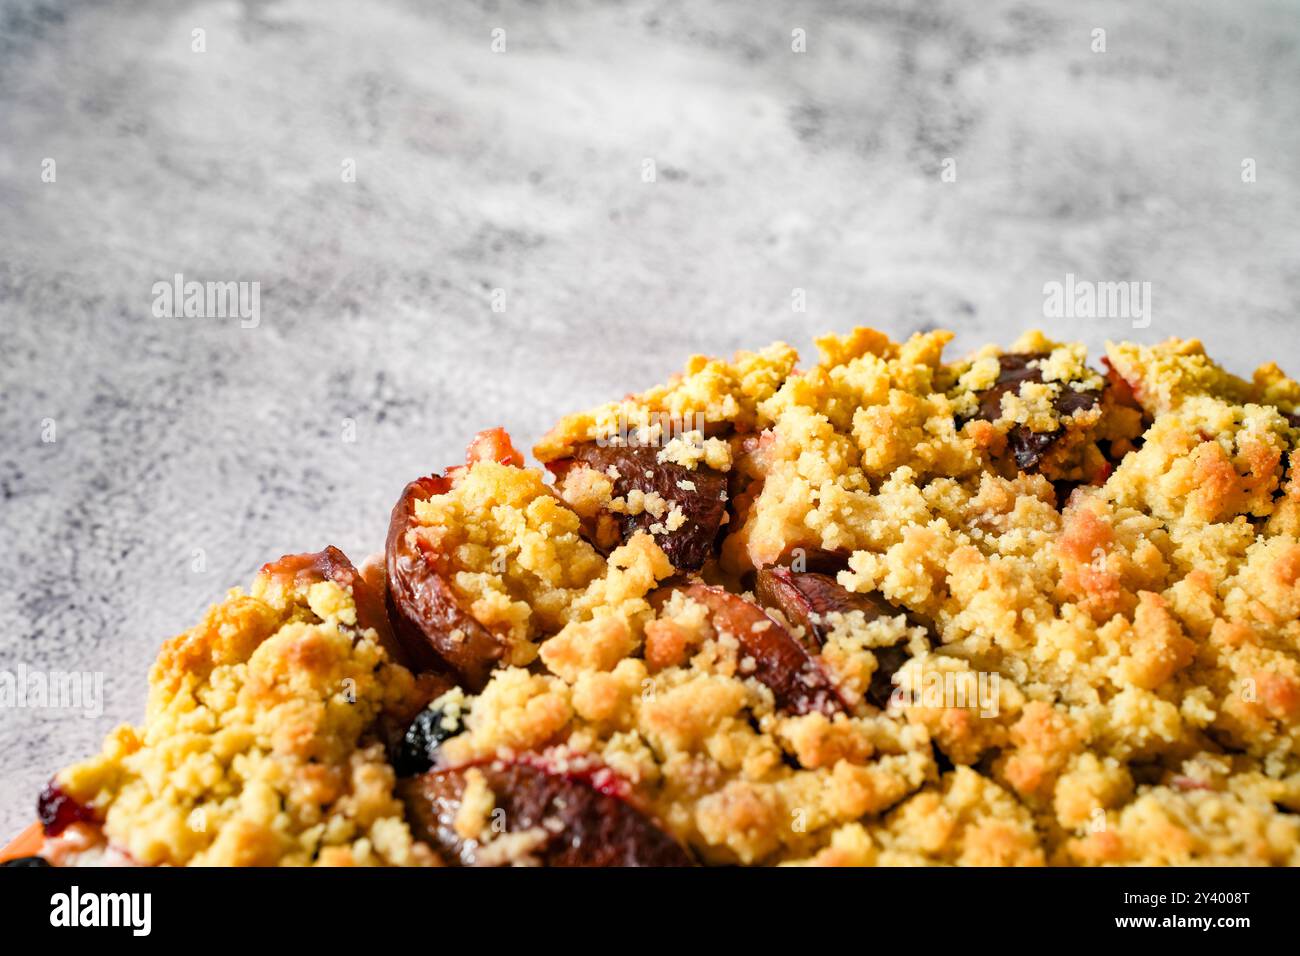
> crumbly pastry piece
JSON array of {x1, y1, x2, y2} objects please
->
[
  {"x1": 16, "y1": 328, "x2": 1300, "y2": 867},
  {"x1": 42, "y1": 549, "x2": 438, "y2": 866}
]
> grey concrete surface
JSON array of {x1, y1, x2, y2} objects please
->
[{"x1": 1, "y1": 0, "x2": 1298, "y2": 840}]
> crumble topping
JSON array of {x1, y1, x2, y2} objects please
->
[
  {"x1": 39, "y1": 327, "x2": 1300, "y2": 867},
  {"x1": 56, "y1": 570, "x2": 434, "y2": 866}
]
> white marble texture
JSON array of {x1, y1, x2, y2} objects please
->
[{"x1": 1, "y1": 0, "x2": 1297, "y2": 838}]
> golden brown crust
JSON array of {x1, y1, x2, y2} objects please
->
[{"x1": 57, "y1": 550, "x2": 436, "y2": 866}]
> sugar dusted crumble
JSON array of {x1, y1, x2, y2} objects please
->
[
  {"x1": 31, "y1": 328, "x2": 1300, "y2": 867},
  {"x1": 56, "y1": 562, "x2": 436, "y2": 866}
]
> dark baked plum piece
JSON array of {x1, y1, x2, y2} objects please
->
[
  {"x1": 973, "y1": 353, "x2": 1099, "y2": 421},
  {"x1": 755, "y1": 568, "x2": 902, "y2": 644},
  {"x1": 568, "y1": 443, "x2": 728, "y2": 572},
  {"x1": 384, "y1": 430, "x2": 532, "y2": 690},
  {"x1": 754, "y1": 567, "x2": 930, "y2": 709},
  {"x1": 37, "y1": 781, "x2": 97, "y2": 838},
  {"x1": 399, "y1": 760, "x2": 693, "y2": 867},
  {"x1": 392, "y1": 702, "x2": 465, "y2": 777},
  {"x1": 386, "y1": 473, "x2": 505, "y2": 690},
  {"x1": 968, "y1": 353, "x2": 1101, "y2": 470},
  {"x1": 673, "y1": 582, "x2": 847, "y2": 716},
  {"x1": 260, "y1": 546, "x2": 406, "y2": 662},
  {"x1": 772, "y1": 545, "x2": 855, "y2": 576}
]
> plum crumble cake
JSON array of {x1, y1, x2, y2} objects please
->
[{"x1": 7, "y1": 328, "x2": 1300, "y2": 867}]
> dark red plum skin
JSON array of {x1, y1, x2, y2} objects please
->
[
  {"x1": 968, "y1": 353, "x2": 1101, "y2": 470},
  {"x1": 569, "y1": 443, "x2": 728, "y2": 572},
  {"x1": 676, "y1": 582, "x2": 848, "y2": 717},
  {"x1": 37, "y1": 782, "x2": 97, "y2": 838},
  {"x1": 754, "y1": 567, "x2": 926, "y2": 709},
  {"x1": 385, "y1": 474, "x2": 505, "y2": 690},
  {"x1": 399, "y1": 761, "x2": 694, "y2": 867}
]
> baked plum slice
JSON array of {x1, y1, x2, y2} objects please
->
[
  {"x1": 385, "y1": 429, "x2": 525, "y2": 690},
  {"x1": 564, "y1": 443, "x2": 728, "y2": 572},
  {"x1": 399, "y1": 760, "x2": 693, "y2": 867},
  {"x1": 260, "y1": 546, "x2": 403, "y2": 659},
  {"x1": 669, "y1": 582, "x2": 847, "y2": 716},
  {"x1": 968, "y1": 353, "x2": 1101, "y2": 470},
  {"x1": 754, "y1": 567, "x2": 929, "y2": 709},
  {"x1": 386, "y1": 475, "x2": 503, "y2": 690}
]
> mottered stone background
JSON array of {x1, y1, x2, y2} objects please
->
[{"x1": 0, "y1": 0, "x2": 1297, "y2": 840}]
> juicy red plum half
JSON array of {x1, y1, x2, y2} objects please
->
[
  {"x1": 967, "y1": 353, "x2": 1102, "y2": 471},
  {"x1": 385, "y1": 473, "x2": 504, "y2": 690},
  {"x1": 754, "y1": 567, "x2": 929, "y2": 710},
  {"x1": 399, "y1": 761, "x2": 693, "y2": 867},
  {"x1": 568, "y1": 443, "x2": 728, "y2": 572},
  {"x1": 383, "y1": 430, "x2": 529, "y2": 690},
  {"x1": 673, "y1": 582, "x2": 847, "y2": 717}
]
